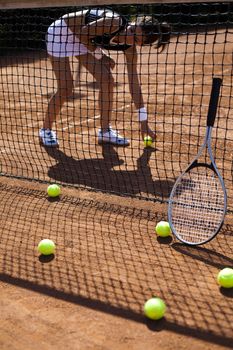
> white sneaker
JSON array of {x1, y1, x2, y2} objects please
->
[
  {"x1": 39, "y1": 128, "x2": 59, "y2": 147},
  {"x1": 98, "y1": 127, "x2": 129, "y2": 146}
]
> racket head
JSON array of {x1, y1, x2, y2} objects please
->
[{"x1": 168, "y1": 163, "x2": 227, "y2": 245}]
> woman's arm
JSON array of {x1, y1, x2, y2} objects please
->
[
  {"x1": 80, "y1": 17, "x2": 122, "y2": 44},
  {"x1": 124, "y1": 46, "x2": 155, "y2": 140},
  {"x1": 124, "y1": 46, "x2": 143, "y2": 109}
]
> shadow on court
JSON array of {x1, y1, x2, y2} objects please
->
[
  {"x1": 0, "y1": 265, "x2": 232, "y2": 347},
  {"x1": 0, "y1": 181, "x2": 232, "y2": 348},
  {"x1": 44, "y1": 145, "x2": 174, "y2": 200},
  {"x1": 172, "y1": 242, "x2": 233, "y2": 270}
]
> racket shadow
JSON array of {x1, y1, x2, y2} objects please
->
[{"x1": 171, "y1": 242, "x2": 233, "y2": 270}]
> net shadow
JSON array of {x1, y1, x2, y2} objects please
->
[{"x1": 0, "y1": 181, "x2": 232, "y2": 347}]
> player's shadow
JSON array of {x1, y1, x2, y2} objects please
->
[{"x1": 44, "y1": 145, "x2": 173, "y2": 199}]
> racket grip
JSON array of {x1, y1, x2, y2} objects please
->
[{"x1": 207, "y1": 78, "x2": 222, "y2": 127}]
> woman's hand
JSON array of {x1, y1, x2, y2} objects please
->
[
  {"x1": 140, "y1": 120, "x2": 156, "y2": 141},
  {"x1": 100, "y1": 54, "x2": 115, "y2": 70}
]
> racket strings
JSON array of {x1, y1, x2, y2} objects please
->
[{"x1": 170, "y1": 168, "x2": 225, "y2": 244}]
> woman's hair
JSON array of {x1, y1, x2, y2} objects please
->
[{"x1": 136, "y1": 15, "x2": 171, "y2": 51}]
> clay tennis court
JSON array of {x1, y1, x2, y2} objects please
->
[{"x1": 0, "y1": 9, "x2": 233, "y2": 350}]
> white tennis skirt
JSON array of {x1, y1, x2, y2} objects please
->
[{"x1": 46, "y1": 18, "x2": 89, "y2": 57}]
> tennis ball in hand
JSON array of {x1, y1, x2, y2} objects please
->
[
  {"x1": 144, "y1": 297, "x2": 166, "y2": 320},
  {"x1": 47, "y1": 184, "x2": 61, "y2": 197},
  {"x1": 155, "y1": 221, "x2": 171, "y2": 237},
  {"x1": 217, "y1": 267, "x2": 233, "y2": 288},
  {"x1": 38, "y1": 239, "x2": 56, "y2": 255},
  {"x1": 143, "y1": 136, "x2": 153, "y2": 147}
]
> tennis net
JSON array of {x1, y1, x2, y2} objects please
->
[{"x1": 1, "y1": 0, "x2": 233, "y2": 209}]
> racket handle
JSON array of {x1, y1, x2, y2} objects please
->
[{"x1": 207, "y1": 77, "x2": 222, "y2": 127}]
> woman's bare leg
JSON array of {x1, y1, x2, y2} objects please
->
[
  {"x1": 78, "y1": 53, "x2": 114, "y2": 131},
  {"x1": 43, "y1": 56, "x2": 74, "y2": 129}
]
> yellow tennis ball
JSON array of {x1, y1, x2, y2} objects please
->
[
  {"x1": 144, "y1": 297, "x2": 166, "y2": 320},
  {"x1": 47, "y1": 184, "x2": 61, "y2": 197},
  {"x1": 38, "y1": 239, "x2": 56, "y2": 255},
  {"x1": 143, "y1": 136, "x2": 153, "y2": 147},
  {"x1": 155, "y1": 221, "x2": 171, "y2": 237},
  {"x1": 217, "y1": 268, "x2": 233, "y2": 288}
]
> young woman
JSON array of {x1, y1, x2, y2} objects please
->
[{"x1": 40, "y1": 8, "x2": 170, "y2": 147}]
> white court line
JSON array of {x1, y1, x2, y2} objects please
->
[
  {"x1": 20, "y1": 103, "x2": 131, "y2": 132},
  {"x1": 61, "y1": 113, "x2": 101, "y2": 131},
  {"x1": 21, "y1": 117, "x2": 42, "y2": 129},
  {"x1": 61, "y1": 104, "x2": 131, "y2": 131}
]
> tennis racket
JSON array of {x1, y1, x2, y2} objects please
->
[{"x1": 168, "y1": 77, "x2": 227, "y2": 245}]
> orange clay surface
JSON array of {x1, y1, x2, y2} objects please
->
[
  {"x1": 0, "y1": 30, "x2": 233, "y2": 349},
  {"x1": 0, "y1": 176, "x2": 232, "y2": 350}
]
